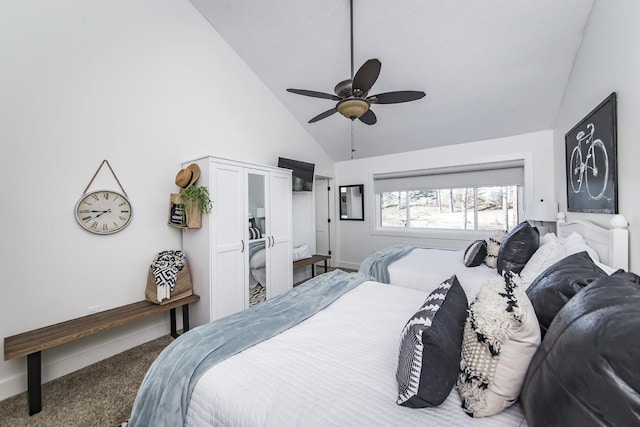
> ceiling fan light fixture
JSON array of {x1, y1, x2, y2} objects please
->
[{"x1": 337, "y1": 98, "x2": 369, "y2": 119}]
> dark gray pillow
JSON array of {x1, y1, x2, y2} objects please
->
[
  {"x1": 497, "y1": 221, "x2": 539, "y2": 274},
  {"x1": 463, "y1": 240, "x2": 487, "y2": 267},
  {"x1": 522, "y1": 271, "x2": 640, "y2": 426},
  {"x1": 396, "y1": 275, "x2": 468, "y2": 408},
  {"x1": 525, "y1": 251, "x2": 607, "y2": 337}
]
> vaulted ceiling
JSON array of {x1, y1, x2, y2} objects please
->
[{"x1": 189, "y1": 0, "x2": 595, "y2": 162}]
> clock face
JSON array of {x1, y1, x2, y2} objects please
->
[{"x1": 75, "y1": 190, "x2": 133, "y2": 235}]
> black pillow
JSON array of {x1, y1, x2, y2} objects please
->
[
  {"x1": 521, "y1": 271, "x2": 640, "y2": 426},
  {"x1": 497, "y1": 221, "x2": 539, "y2": 275},
  {"x1": 463, "y1": 240, "x2": 487, "y2": 267},
  {"x1": 525, "y1": 251, "x2": 607, "y2": 337},
  {"x1": 396, "y1": 275, "x2": 468, "y2": 408}
]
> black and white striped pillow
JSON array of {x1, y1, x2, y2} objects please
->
[
  {"x1": 464, "y1": 240, "x2": 488, "y2": 267},
  {"x1": 396, "y1": 275, "x2": 468, "y2": 408},
  {"x1": 248, "y1": 227, "x2": 262, "y2": 239}
]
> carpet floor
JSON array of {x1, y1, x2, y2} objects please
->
[{"x1": 0, "y1": 334, "x2": 173, "y2": 427}]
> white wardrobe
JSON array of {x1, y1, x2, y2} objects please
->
[{"x1": 182, "y1": 156, "x2": 293, "y2": 327}]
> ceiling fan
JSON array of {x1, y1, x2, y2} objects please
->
[{"x1": 286, "y1": 0, "x2": 426, "y2": 125}]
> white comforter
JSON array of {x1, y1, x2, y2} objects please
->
[
  {"x1": 185, "y1": 281, "x2": 525, "y2": 427},
  {"x1": 388, "y1": 248, "x2": 499, "y2": 299}
]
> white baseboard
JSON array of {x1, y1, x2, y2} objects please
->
[
  {"x1": 336, "y1": 261, "x2": 360, "y2": 271},
  {"x1": 0, "y1": 319, "x2": 172, "y2": 401}
]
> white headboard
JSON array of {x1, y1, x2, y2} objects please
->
[{"x1": 556, "y1": 213, "x2": 629, "y2": 271}]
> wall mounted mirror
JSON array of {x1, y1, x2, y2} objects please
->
[{"x1": 339, "y1": 185, "x2": 364, "y2": 221}]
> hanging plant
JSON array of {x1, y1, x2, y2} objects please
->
[{"x1": 178, "y1": 185, "x2": 213, "y2": 215}]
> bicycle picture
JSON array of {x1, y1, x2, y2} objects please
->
[
  {"x1": 565, "y1": 93, "x2": 617, "y2": 214},
  {"x1": 569, "y1": 123, "x2": 608, "y2": 200}
]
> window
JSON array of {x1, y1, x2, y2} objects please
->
[
  {"x1": 373, "y1": 160, "x2": 524, "y2": 233},
  {"x1": 379, "y1": 186, "x2": 519, "y2": 231}
]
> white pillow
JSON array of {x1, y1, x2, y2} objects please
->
[
  {"x1": 520, "y1": 240, "x2": 566, "y2": 286},
  {"x1": 292, "y1": 244, "x2": 311, "y2": 262},
  {"x1": 560, "y1": 232, "x2": 600, "y2": 262},
  {"x1": 594, "y1": 260, "x2": 618, "y2": 275},
  {"x1": 539, "y1": 232, "x2": 558, "y2": 246},
  {"x1": 249, "y1": 248, "x2": 266, "y2": 269}
]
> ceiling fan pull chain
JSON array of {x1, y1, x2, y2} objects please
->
[{"x1": 351, "y1": 121, "x2": 356, "y2": 159}]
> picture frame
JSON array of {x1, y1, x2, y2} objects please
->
[{"x1": 565, "y1": 92, "x2": 617, "y2": 214}]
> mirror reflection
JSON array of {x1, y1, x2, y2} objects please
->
[
  {"x1": 248, "y1": 172, "x2": 267, "y2": 306},
  {"x1": 339, "y1": 185, "x2": 364, "y2": 221}
]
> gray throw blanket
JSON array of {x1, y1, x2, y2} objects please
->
[
  {"x1": 128, "y1": 269, "x2": 371, "y2": 427},
  {"x1": 358, "y1": 244, "x2": 415, "y2": 283}
]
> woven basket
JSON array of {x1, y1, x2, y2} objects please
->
[{"x1": 145, "y1": 261, "x2": 193, "y2": 305}]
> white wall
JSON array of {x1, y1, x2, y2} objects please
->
[
  {"x1": 334, "y1": 130, "x2": 555, "y2": 269},
  {"x1": 553, "y1": 0, "x2": 640, "y2": 271},
  {"x1": 0, "y1": 0, "x2": 333, "y2": 399}
]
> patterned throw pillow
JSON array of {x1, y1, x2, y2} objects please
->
[
  {"x1": 396, "y1": 275, "x2": 468, "y2": 408},
  {"x1": 457, "y1": 271, "x2": 541, "y2": 417},
  {"x1": 464, "y1": 240, "x2": 488, "y2": 267},
  {"x1": 292, "y1": 244, "x2": 311, "y2": 262},
  {"x1": 484, "y1": 231, "x2": 507, "y2": 268}
]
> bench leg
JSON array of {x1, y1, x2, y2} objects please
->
[
  {"x1": 182, "y1": 305, "x2": 190, "y2": 332},
  {"x1": 311, "y1": 264, "x2": 316, "y2": 277},
  {"x1": 27, "y1": 352, "x2": 42, "y2": 416},
  {"x1": 170, "y1": 308, "x2": 178, "y2": 338},
  {"x1": 170, "y1": 305, "x2": 191, "y2": 338}
]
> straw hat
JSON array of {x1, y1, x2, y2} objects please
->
[{"x1": 175, "y1": 163, "x2": 201, "y2": 188}]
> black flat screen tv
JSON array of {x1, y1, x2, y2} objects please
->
[{"x1": 278, "y1": 157, "x2": 315, "y2": 191}]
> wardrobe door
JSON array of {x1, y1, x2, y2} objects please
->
[
  {"x1": 212, "y1": 162, "x2": 245, "y2": 319},
  {"x1": 267, "y1": 170, "x2": 292, "y2": 298}
]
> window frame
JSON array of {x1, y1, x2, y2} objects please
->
[{"x1": 375, "y1": 185, "x2": 521, "y2": 233}]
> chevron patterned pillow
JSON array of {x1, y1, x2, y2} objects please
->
[{"x1": 396, "y1": 275, "x2": 468, "y2": 408}]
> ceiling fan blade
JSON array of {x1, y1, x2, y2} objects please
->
[
  {"x1": 352, "y1": 59, "x2": 381, "y2": 95},
  {"x1": 358, "y1": 109, "x2": 377, "y2": 125},
  {"x1": 287, "y1": 88, "x2": 341, "y2": 101},
  {"x1": 368, "y1": 90, "x2": 426, "y2": 104},
  {"x1": 309, "y1": 107, "x2": 338, "y2": 123}
]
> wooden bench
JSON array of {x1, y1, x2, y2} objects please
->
[
  {"x1": 3, "y1": 294, "x2": 199, "y2": 416},
  {"x1": 293, "y1": 254, "x2": 331, "y2": 283}
]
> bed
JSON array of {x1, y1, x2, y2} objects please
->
[
  {"x1": 128, "y1": 216, "x2": 632, "y2": 427},
  {"x1": 360, "y1": 217, "x2": 629, "y2": 297}
]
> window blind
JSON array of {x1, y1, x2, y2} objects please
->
[{"x1": 373, "y1": 160, "x2": 524, "y2": 193}]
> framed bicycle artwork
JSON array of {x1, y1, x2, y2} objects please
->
[{"x1": 565, "y1": 92, "x2": 618, "y2": 214}]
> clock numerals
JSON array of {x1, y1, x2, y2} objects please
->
[{"x1": 76, "y1": 190, "x2": 132, "y2": 235}]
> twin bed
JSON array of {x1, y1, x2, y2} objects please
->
[{"x1": 128, "y1": 218, "x2": 630, "y2": 426}]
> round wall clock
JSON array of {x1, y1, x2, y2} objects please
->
[{"x1": 74, "y1": 190, "x2": 133, "y2": 235}]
